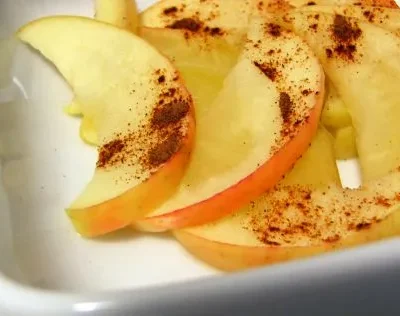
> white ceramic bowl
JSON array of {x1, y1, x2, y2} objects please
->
[{"x1": 1, "y1": 1, "x2": 399, "y2": 315}]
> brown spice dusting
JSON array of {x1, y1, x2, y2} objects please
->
[
  {"x1": 158, "y1": 75, "x2": 165, "y2": 83},
  {"x1": 354, "y1": 222, "x2": 371, "y2": 231},
  {"x1": 253, "y1": 61, "x2": 278, "y2": 81},
  {"x1": 147, "y1": 133, "x2": 182, "y2": 167},
  {"x1": 333, "y1": 15, "x2": 362, "y2": 43},
  {"x1": 375, "y1": 196, "x2": 392, "y2": 207},
  {"x1": 266, "y1": 23, "x2": 281, "y2": 37},
  {"x1": 163, "y1": 6, "x2": 178, "y2": 15},
  {"x1": 279, "y1": 92, "x2": 292, "y2": 123},
  {"x1": 151, "y1": 101, "x2": 189, "y2": 128},
  {"x1": 307, "y1": 1, "x2": 316, "y2": 5},
  {"x1": 328, "y1": 14, "x2": 362, "y2": 61},
  {"x1": 323, "y1": 235, "x2": 340, "y2": 243},
  {"x1": 326, "y1": 48, "x2": 333, "y2": 58},
  {"x1": 363, "y1": 10, "x2": 375, "y2": 22},
  {"x1": 302, "y1": 89, "x2": 312, "y2": 96},
  {"x1": 310, "y1": 23, "x2": 318, "y2": 31},
  {"x1": 204, "y1": 26, "x2": 224, "y2": 36},
  {"x1": 168, "y1": 18, "x2": 202, "y2": 32},
  {"x1": 97, "y1": 139, "x2": 125, "y2": 168}
]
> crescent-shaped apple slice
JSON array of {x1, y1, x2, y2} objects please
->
[
  {"x1": 174, "y1": 128, "x2": 400, "y2": 271},
  {"x1": 281, "y1": 12, "x2": 400, "y2": 180},
  {"x1": 134, "y1": 17, "x2": 325, "y2": 231},
  {"x1": 17, "y1": 16, "x2": 195, "y2": 237}
]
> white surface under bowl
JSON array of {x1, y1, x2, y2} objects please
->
[{"x1": 0, "y1": 1, "x2": 399, "y2": 315}]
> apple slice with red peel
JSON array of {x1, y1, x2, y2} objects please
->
[
  {"x1": 175, "y1": 127, "x2": 400, "y2": 271},
  {"x1": 134, "y1": 17, "x2": 325, "y2": 232},
  {"x1": 283, "y1": 12, "x2": 400, "y2": 180},
  {"x1": 17, "y1": 16, "x2": 195, "y2": 237}
]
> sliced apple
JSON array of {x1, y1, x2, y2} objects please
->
[
  {"x1": 282, "y1": 12, "x2": 400, "y2": 181},
  {"x1": 17, "y1": 16, "x2": 195, "y2": 237},
  {"x1": 175, "y1": 127, "x2": 400, "y2": 271},
  {"x1": 134, "y1": 17, "x2": 325, "y2": 232},
  {"x1": 95, "y1": 0, "x2": 139, "y2": 33}
]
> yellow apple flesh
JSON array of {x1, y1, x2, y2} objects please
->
[
  {"x1": 175, "y1": 127, "x2": 400, "y2": 271},
  {"x1": 283, "y1": 12, "x2": 400, "y2": 180},
  {"x1": 18, "y1": 16, "x2": 195, "y2": 237}
]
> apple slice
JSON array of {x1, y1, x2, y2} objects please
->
[
  {"x1": 135, "y1": 17, "x2": 325, "y2": 232},
  {"x1": 283, "y1": 12, "x2": 400, "y2": 180},
  {"x1": 17, "y1": 16, "x2": 195, "y2": 237},
  {"x1": 175, "y1": 127, "x2": 400, "y2": 271},
  {"x1": 95, "y1": 0, "x2": 139, "y2": 33}
]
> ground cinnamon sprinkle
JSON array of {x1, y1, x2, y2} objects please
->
[
  {"x1": 279, "y1": 92, "x2": 292, "y2": 123},
  {"x1": 168, "y1": 18, "x2": 201, "y2": 32},
  {"x1": 326, "y1": 14, "x2": 362, "y2": 61},
  {"x1": 163, "y1": 6, "x2": 178, "y2": 15},
  {"x1": 266, "y1": 23, "x2": 281, "y2": 37},
  {"x1": 253, "y1": 61, "x2": 278, "y2": 81},
  {"x1": 147, "y1": 132, "x2": 182, "y2": 167},
  {"x1": 151, "y1": 101, "x2": 189, "y2": 128},
  {"x1": 97, "y1": 139, "x2": 125, "y2": 168},
  {"x1": 332, "y1": 15, "x2": 361, "y2": 43}
]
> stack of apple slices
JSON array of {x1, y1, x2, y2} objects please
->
[{"x1": 17, "y1": 0, "x2": 400, "y2": 271}]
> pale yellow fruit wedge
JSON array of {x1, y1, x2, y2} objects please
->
[
  {"x1": 18, "y1": 16, "x2": 195, "y2": 237},
  {"x1": 334, "y1": 125, "x2": 357, "y2": 160},
  {"x1": 175, "y1": 125, "x2": 400, "y2": 271},
  {"x1": 135, "y1": 17, "x2": 325, "y2": 232},
  {"x1": 283, "y1": 12, "x2": 400, "y2": 180}
]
